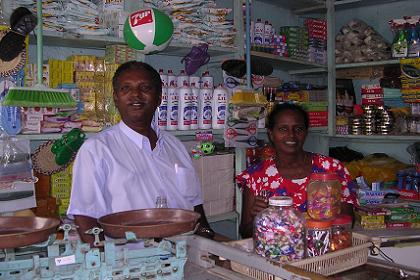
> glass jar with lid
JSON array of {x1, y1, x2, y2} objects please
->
[
  {"x1": 307, "y1": 173, "x2": 342, "y2": 220},
  {"x1": 254, "y1": 196, "x2": 306, "y2": 262},
  {"x1": 306, "y1": 219, "x2": 332, "y2": 257},
  {"x1": 330, "y1": 215, "x2": 352, "y2": 252}
]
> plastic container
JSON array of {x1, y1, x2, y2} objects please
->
[
  {"x1": 190, "y1": 85, "x2": 199, "y2": 130},
  {"x1": 253, "y1": 196, "x2": 306, "y2": 263},
  {"x1": 166, "y1": 86, "x2": 178, "y2": 130},
  {"x1": 212, "y1": 85, "x2": 227, "y2": 129},
  {"x1": 254, "y1": 18, "x2": 264, "y2": 45},
  {"x1": 201, "y1": 71, "x2": 213, "y2": 89},
  {"x1": 306, "y1": 219, "x2": 332, "y2": 257},
  {"x1": 189, "y1": 76, "x2": 201, "y2": 88},
  {"x1": 159, "y1": 68, "x2": 167, "y2": 87},
  {"x1": 155, "y1": 87, "x2": 167, "y2": 130},
  {"x1": 167, "y1": 69, "x2": 177, "y2": 87},
  {"x1": 198, "y1": 87, "x2": 212, "y2": 129},
  {"x1": 330, "y1": 215, "x2": 352, "y2": 252},
  {"x1": 307, "y1": 173, "x2": 342, "y2": 220},
  {"x1": 177, "y1": 69, "x2": 189, "y2": 87},
  {"x1": 177, "y1": 86, "x2": 191, "y2": 130}
]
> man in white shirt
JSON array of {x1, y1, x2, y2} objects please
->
[{"x1": 67, "y1": 61, "x2": 214, "y2": 244}]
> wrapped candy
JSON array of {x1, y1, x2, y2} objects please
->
[
  {"x1": 306, "y1": 219, "x2": 332, "y2": 257},
  {"x1": 254, "y1": 196, "x2": 306, "y2": 262},
  {"x1": 307, "y1": 173, "x2": 342, "y2": 220},
  {"x1": 330, "y1": 215, "x2": 352, "y2": 251}
]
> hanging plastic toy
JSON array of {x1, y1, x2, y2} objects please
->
[
  {"x1": 124, "y1": 8, "x2": 174, "y2": 54},
  {"x1": 51, "y1": 128, "x2": 85, "y2": 166}
]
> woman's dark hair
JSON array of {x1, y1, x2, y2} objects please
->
[
  {"x1": 112, "y1": 61, "x2": 162, "y2": 95},
  {"x1": 267, "y1": 103, "x2": 309, "y2": 130}
]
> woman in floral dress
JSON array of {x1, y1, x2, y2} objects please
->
[{"x1": 237, "y1": 103, "x2": 356, "y2": 238}]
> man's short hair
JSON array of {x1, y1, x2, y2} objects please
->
[{"x1": 112, "y1": 61, "x2": 162, "y2": 95}]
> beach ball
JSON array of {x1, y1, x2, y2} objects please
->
[{"x1": 124, "y1": 8, "x2": 174, "y2": 54}]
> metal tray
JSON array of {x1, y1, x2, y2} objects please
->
[
  {"x1": 0, "y1": 216, "x2": 60, "y2": 249},
  {"x1": 98, "y1": 208, "x2": 200, "y2": 239}
]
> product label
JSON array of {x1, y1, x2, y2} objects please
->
[
  {"x1": 190, "y1": 105, "x2": 198, "y2": 124},
  {"x1": 170, "y1": 106, "x2": 178, "y2": 125},
  {"x1": 183, "y1": 106, "x2": 191, "y2": 125},
  {"x1": 130, "y1": 9, "x2": 153, "y2": 27},
  {"x1": 217, "y1": 105, "x2": 226, "y2": 124},
  {"x1": 158, "y1": 105, "x2": 167, "y2": 126},
  {"x1": 203, "y1": 105, "x2": 212, "y2": 124}
]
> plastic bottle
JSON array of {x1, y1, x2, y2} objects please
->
[
  {"x1": 166, "y1": 86, "x2": 178, "y2": 130},
  {"x1": 167, "y1": 69, "x2": 177, "y2": 87},
  {"x1": 159, "y1": 68, "x2": 168, "y2": 87},
  {"x1": 408, "y1": 25, "x2": 420, "y2": 57},
  {"x1": 201, "y1": 71, "x2": 213, "y2": 89},
  {"x1": 264, "y1": 21, "x2": 272, "y2": 45},
  {"x1": 177, "y1": 85, "x2": 192, "y2": 130},
  {"x1": 254, "y1": 18, "x2": 264, "y2": 45},
  {"x1": 212, "y1": 85, "x2": 228, "y2": 129},
  {"x1": 392, "y1": 28, "x2": 408, "y2": 58},
  {"x1": 156, "y1": 87, "x2": 168, "y2": 130},
  {"x1": 190, "y1": 84, "x2": 199, "y2": 130},
  {"x1": 198, "y1": 87, "x2": 212, "y2": 129},
  {"x1": 177, "y1": 69, "x2": 189, "y2": 87},
  {"x1": 189, "y1": 76, "x2": 201, "y2": 88}
]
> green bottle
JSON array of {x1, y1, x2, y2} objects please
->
[{"x1": 392, "y1": 29, "x2": 408, "y2": 58}]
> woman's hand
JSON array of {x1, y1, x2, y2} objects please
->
[
  {"x1": 240, "y1": 188, "x2": 269, "y2": 238},
  {"x1": 251, "y1": 196, "x2": 269, "y2": 216}
]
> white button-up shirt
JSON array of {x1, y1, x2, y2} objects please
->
[{"x1": 67, "y1": 121, "x2": 203, "y2": 219}]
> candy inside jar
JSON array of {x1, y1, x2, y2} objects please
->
[
  {"x1": 306, "y1": 219, "x2": 332, "y2": 257},
  {"x1": 307, "y1": 173, "x2": 342, "y2": 220},
  {"x1": 330, "y1": 214, "x2": 352, "y2": 251},
  {"x1": 254, "y1": 196, "x2": 306, "y2": 262}
]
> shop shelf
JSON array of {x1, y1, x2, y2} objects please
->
[
  {"x1": 330, "y1": 134, "x2": 420, "y2": 143},
  {"x1": 257, "y1": 0, "x2": 325, "y2": 12},
  {"x1": 336, "y1": 59, "x2": 400, "y2": 69},
  {"x1": 29, "y1": 33, "x2": 238, "y2": 57},
  {"x1": 251, "y1": 51, "x2": 327, "y2": 72},
  {"x1": 15, "y1": 129, "x2": 227, "y2": 141}
]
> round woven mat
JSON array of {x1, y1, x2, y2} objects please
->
[
  {"x1": 31, "y1": 141, "x2": 66, "y2": 175},
  {"x1": 0, "y1": 29, "x2": 26, "y2": 78}
]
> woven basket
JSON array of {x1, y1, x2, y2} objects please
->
[{"x1": 228, "y1": 232, "x2": 371, "y2": 279}]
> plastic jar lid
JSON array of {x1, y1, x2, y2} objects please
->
[
  {"x1": 310, "y1": 172, "x2": 339, "y2": 181},
  {"x1": 332, "y1": 214, "x2": 352, "y2": 225},
  {"x1": 306, "y1": 219, "x2": 333, "y2": 229},
  {"x1": 269, "y1": 196, "x2": 293, "y2": 206}
]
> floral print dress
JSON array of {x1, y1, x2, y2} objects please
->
[{"x1": 236, "y1": 153, "x2": 357, "y2": 211}]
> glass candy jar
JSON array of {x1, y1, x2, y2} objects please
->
[
  {"x1": 307, "y1": 173, "x2": 342, "y2": 220},
  {"x1": 254, "y1": 196, "x2": 306, "y2": 262},
  {"x1": 330, "y1": 215, "x2": 352, "y2": 252},
  {"x1": 306, "y1": 219, "x2": 332, "y2": 257}
]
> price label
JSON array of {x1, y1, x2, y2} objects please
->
[{"x1": 55, "y1": 255, "x2": 76, "y2": 266}]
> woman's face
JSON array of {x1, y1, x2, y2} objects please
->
[{"x1": 268, "y1": 109, "x2": 308, "y2": 155}]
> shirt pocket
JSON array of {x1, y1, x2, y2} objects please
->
[{"x1": 174, "y1": 165, "x2": 199, "y2": 198}]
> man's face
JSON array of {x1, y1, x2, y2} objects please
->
[{"x1": 113, "y1": 69, "x2": 161, "y2": 127}]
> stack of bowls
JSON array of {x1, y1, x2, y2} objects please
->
[
  {"x1": 376, "y1": 106, "x2": 393, "y2": 135},
  {"x1": 362, "y1": 105, "x2": 376, "y2": 135},
  {"x1": 349, "y1": 117, "x2": 363, "y2": 135}
]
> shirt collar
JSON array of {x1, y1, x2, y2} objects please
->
[{"x1": 118, "y1": 121, "x2": 161, "y2": 150}]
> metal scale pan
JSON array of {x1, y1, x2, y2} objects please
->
[
  {"x1": 98, "y1": 208, "x2": 200, "y2": 239},
  {"x1": 0, "y1": 216, "x2": 60, "y2": 249}
]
